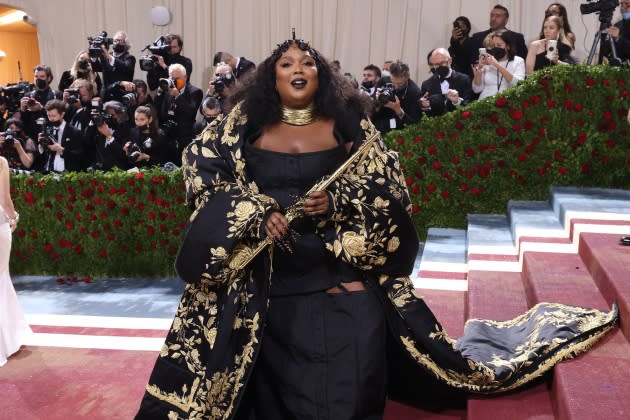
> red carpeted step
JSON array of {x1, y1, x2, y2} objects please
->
[
  {"x1": 578, "y1": 232, "x2": 630, "y2": 341},
  {"x1": 420, "y1": 289, "x2": 466, "y2": 338},
  {"x1": 522, "y1": 252, "x2": 609, "y2": 309},
  {"x1": 552, "y1": 329, "x2": 630, "y2": 420},
  {"x1": 465, "y1": 270, "x2": 555, "y2": 419},
  {"x1": 466, "y1": 270, "x2": 528, "y2": 321},
  {"x1": 523, "y1": 251, "x2": 630, "y2": 420}
]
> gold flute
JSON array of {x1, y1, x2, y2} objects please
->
[{"x1": 227, "y1": 131, "x2": 381, "y2": 271}]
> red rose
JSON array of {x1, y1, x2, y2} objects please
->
[
  {"x1": 603, "y1": 111, "x2": 613, "y2": 120},
  {"x1": 581, "y1": 163, "x2": 590, "y2": 173},
  {"x1": 537, "y1": 167, "x2": 545, "y2": 176},
  {"x1": 434, "y1": 131, "x2": 445, "y2": 139},
  {"x1": 427, "y1": 184, "x2": 437, "y2": 193},
  {"x1": 461, "y1": 111, "x2": 472, "y2": 119},
  {"x1": 432, "y1": 161, "x2": 442, "y2": 170},
  {"x1": 470, "y1": 187, "x2": 481, "y2": 196},
  {"x1": 428, "y1": 145, "x2": 437, "y2": 155},
  {"x1": 107, "y1": 233, "x2": 116, "y2": 241},
  {"x1": 558, "y1": 166, "x2": 567, "y2": 175},
  {"x1": 65, "y1": 221, "x2": 75, "y2": 230},
  {"x1": 99, "y1": 249, "x2": 108, "y2": 258},
  {"x1": 585, "y1": 77, "x2": 595, "y2": 87},
  {"x1": 564, "y1": 83, "x2": 574, "y2": 93},
  {"x1": 414, "y1": 136, "x2": 422, "y2": 144},
  {"x1": 43, "y1": 243, "x2": 53, "y2": 253},
  {"x1": 135, "y1": 172, "x2": 145, "y2": 180},
  {"x1": 147, "y1": 226, "x2": 156, "y2": 236},
  {"x1": 396, "y1": 136, "x2": 405, "y2": 145},
  {"x1": 546, "y1": 100, "x2": 556, "y2": 109},
  {"x1": 74, "y1": 244, "x2": 83, "y2": 254},
  {"x1": 148, "y1": 211, "x2": 156, "y2": 220},
  {"x1": 496, "y1": 127, "x2": 507, "y2": 137},
  {"x1": 524, "y1": 119, "x2": 535, "y2": 130},
  {"x1": 518, "y1": 153, "x2": 528, "y2": 161},
  {"x1": 24, "y1": 191, "x2": 36, "y2": 205},
  {"x1": 451, "y1": 155, "x2": 460, "y2": 164},
  {"x1": 441, "y1": 191, "x2": 450, "y2": 199},
  {"x1": 455, "y1": 122, "x2": 464, "y2": 130},
  {"x1": 459, "y1": 183, "x2": 469, "y2": 192},
  {"x1": 509, "y1": 109, "x2": 523, "y2": 120},
  {"x1": 405, "y1": 177, "x2": 413, "y2": 185},
  {"x1": 91, "y1": 230, "x2": 101, "y2": 238},
  {"x1": 411, "y1": 185, "x2": 420, "y2": 194},
  {"x1": 606, "y1": 139, "x2": 616, "y2": 149}
]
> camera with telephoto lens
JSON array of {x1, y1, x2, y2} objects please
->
[
  {"x1": 139, "y1": 36, "x2": 170, "y2": 71},
  {"x1": 0, "y1": 81, "x2": 33, "y2": 113},
  {"x1": 121, "y1": 91, "x2": 138, "y2": 107},
  {"x1": 158, "y1": 78, "x2": 175, "y2": 91},
  {"x1": 0, "y1": 129, "x2": 16, "y2": 148},
  {"x1": 378, "y1": 82, "x2": 396, "y2": 105},
  {"x1": 210, "y1": 74, "x2": 234, "y2": 95},
  {"x1": 35, "y1": 117, "x2": 56, "y2": 147},
  {"x1": 580, "y1": 0, "x2": 618, "y2": 15},
  {"x1": 87, "y1": 31, "x2": 114, "y2": 58},
  {"x1": 66, "y1": 88, "x2": 80, "y2": 105}
]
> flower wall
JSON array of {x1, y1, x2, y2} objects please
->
[
  {"x1": 384, "y1": 65, "x2": 630, "y2": 238},
  {"x1": 10, "y1": 169, "x2": 188, "y2": 276},
  {"x1": 8, "y1": 65, "x2": 630, "y2": 277}
]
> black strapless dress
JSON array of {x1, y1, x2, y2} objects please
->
[{"x1": 238, "y1": 141, "x2": 388, "y2": 419}]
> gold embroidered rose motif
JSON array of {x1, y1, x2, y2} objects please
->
[
  {"x1": 341, "y1": 231, "x2": 367, "y2": 257},
  {"x1": 234, "y1": 201, "x2": 255, "y2": 220}
]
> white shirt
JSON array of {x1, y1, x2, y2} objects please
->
[
  {"x1": 472, "y1": 56, "x2": 525, "y2": 100},
  {"x1": 52, "y1": 121, "x2": 66, "y2": 172}
]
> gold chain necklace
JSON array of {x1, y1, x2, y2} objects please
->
[{"x1": 281, "y1": 103, "x2": 315, "y2": 126}]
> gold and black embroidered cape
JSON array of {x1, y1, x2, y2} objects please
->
[{"x1": 135, "y1": 104, "x2": 618, "y2": 420}]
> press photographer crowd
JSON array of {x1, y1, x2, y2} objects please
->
[{"x1": 1, "y1": 1, "x2": 629, "y2": 174}]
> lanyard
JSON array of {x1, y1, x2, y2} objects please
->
[{"x1": 496, "y1": 60, "x2": 511, "y2": 92}]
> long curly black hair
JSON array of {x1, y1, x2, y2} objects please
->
[{"x1": 228, "y1": 39, "x2": 371, "y2": 132}]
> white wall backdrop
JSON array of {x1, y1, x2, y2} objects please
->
[{"x1": 1, "y1": 0, "x2": 618, "y2": 91}]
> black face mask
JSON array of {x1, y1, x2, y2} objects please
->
[
  {"x1": 35, "y1": 79, "x2": 48, "y2": 90},
  {"x1": 488, "y1": 48, "x2": 507, "y2": 60},
  {"x1": 49, "y1": 119, "x2": 63, "y2": 127},
  {"x1": 431, "y1": 66, "x2": 450, "y2": 80},
  {"x1": 138, "y1": 124, "x2": 150, "y2": 132},
  {"x1": 205, "y1": 116, "x2": 217, "y2": 123},
  {"x1": 361, "y1": 80, "x2": 375, "y2": 89},
  {"x1": 113, "y1": 43, "x2": 126, "y2": 53}
]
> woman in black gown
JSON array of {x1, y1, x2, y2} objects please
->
[{"x1": 135, "y1": 37, "x2": 617, "y2": 420}]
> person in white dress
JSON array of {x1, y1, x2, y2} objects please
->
[
  {"x1": 0, "y1": 155, "x2": 31, "y2": 367},
  {"x1": 472, "y1": 29, "x2": 525, "y2": 100}
]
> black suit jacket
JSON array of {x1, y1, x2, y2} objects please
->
[
  {"x1": 420, "y1": 71, "x2": 473, "y2": 117},
  {"x1": 41, "y1": 123, "x2": 84, "y2": 172},
  {"x1": 235, "y1": 57, "x2": 256, "y2": 78},
  {"x1": 93, "y1": 51, "x2": 136, "y2": 97},
  {"x1": 371, "y1": 79, "x2": 423, "y2": 134},
  {"x1": 471, "y1": 29, "x2": 528, "y2": 60},
  {"x1": 155, "y1": 83, "x2": 203, "y2": 140}
]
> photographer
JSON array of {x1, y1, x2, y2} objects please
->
[
  {"x1": 371, "y1": 60, "x2": 422, "y2": 134},
  {"x1": 58, "y1": 50, "x2": 102, "y2": 96},
  {"x1": 84, "y1": 100, "x2": 131, "y2": 171},
  {"x1": 449, "y1": 16, "x2": 476, "y2": 79},
  {"x1": 420, "y1": 48, "x2": 473, "y2": 117},
  {"x1": 119, "y1": 79, "x2": 153, "y2": 127},
  {"x1": 154, "y1": 63, "x2": 202, "y2": 165},
  {"x1": 64, "y1": 79, "x2": 96, "y2": 136},
  {"x1": 193, "y1": 96, "x2": 222, "y2": 136},
  {"x1": 36, "y1": 99, "x2": 84, "y2": 173},
  {"x1": 0, "y1": 97, "x2": 9, "y2": 129},
  {"x1": 123, "y1": 106, "x2": 168, "y2": 168},
  {"x1": 604, "y1": 1, "x2": 630, "y2": 62},
  {"x1": 0, "y1": 118, "x2": 36, "y2": 171},
  {"x1": 145, "y1": 34, "x2": 193, "y2": 91},
  {"x1": 19, "y1": 65, "x2": 62, "y2": 139},
  {"x1": 203, "y1": 62, "x2": 235, "y2": 114},
  {"x1": 212, "y1": 51, "x2": 256, "y2": 79},
  {"x1": 90, "y1": 31, "x2": 136, "y2": 101}
]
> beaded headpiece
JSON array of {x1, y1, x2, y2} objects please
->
[{"x1": 270, "y1": 28, "x2": 321, "y2": 63}]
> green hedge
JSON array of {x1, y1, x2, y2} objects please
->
[
  {"x1": 8, "y1": 65, "x2": 630, "y2": 276},
  {"x1": 383, "y1": 64, "x2": 630, "y2": 238},
  {"x1": 10, "y1": 169, "x2": 188, "y2": 276}
]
